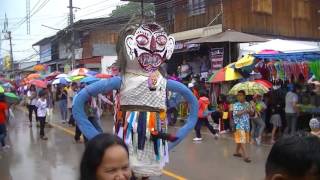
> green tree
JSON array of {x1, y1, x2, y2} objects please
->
[{"x1": 110, "y1": 2, "x2": 154, "y2": 18}]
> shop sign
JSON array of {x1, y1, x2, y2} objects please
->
[{"x1": 210, "y1": 48, "x2": 224, "y2": 71}]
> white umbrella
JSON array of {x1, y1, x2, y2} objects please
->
[
  {"x1": 52, "y1": 78, "x2": 71, "y2": 85},
  {"x1": 242, "y1": 39, "x2": 320, "y2": 53},
  {"x1": 56, "y1": 74, "x2": 69, "y2": 78}
]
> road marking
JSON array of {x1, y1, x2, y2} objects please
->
[{"x1": 17, "y1": 106, "x2": 187, "y2": 180}]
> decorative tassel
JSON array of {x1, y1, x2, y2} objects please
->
[{"x1": 137, "y1": 112, "x2": 147, "y2": 150}]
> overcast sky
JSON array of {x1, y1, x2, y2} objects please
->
[{"x1": 0, "y1": 0, "x2": 127, "y2": 61}]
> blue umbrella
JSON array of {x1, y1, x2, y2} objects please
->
[
  {"x1": 52, "y1": 77, "x2": 71, "y2": 85},
  {"x1": 2, "y1": 82, "x2": 13, "y2": 88},
  {"x1": 86, "y1": 71, "x2": 98, "y2": 76},
  {"x1": 80, "y1": 76, "x2": 100, "y2": 84}
]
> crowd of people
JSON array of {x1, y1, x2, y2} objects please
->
[{"x1": 0, "y1": 71, "x2": 319, "y2": 179}]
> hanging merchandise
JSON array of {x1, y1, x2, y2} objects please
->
[{"x1": 309, "y1": 60, "x2": 320, "y2": 81}]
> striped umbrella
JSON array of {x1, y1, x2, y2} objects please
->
[{"x1": 209, "y1": 63, "x2": 243, "y2": 83}]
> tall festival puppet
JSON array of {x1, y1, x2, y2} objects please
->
[{"x1": 73, "y1": 18, "x2": 198, "y2": 178}]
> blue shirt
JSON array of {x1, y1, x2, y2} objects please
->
[{"x1": 233, "y1": 102, "x2": 250, "y2": 131}]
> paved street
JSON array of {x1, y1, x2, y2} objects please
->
[{"x1": 0, "y1": 106, "x2": 271, "y2": 180}]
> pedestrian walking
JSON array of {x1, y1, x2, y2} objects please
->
[
  {"x1": 36, "y1": 90, "x2": 48, "y2": 140},
  {"x1": 193, "y1": 91, "x2": 218, "y2": 141},
  {"x1": 67, "y1": 82, "x2": 77, "y2": 126},
  {"x1": 250, "y1": 94, "x2": 266, "y2": 145},
  {"x1": 46, "y1": 84, "x2": 54, "y2": 126},
  {"x1": 0, "y1": 94, "x2": 10, "y2": 150},
  {"x1": 232, "y1": 90, "x2": 252, "y2": 163},
  {"x1": 56, "y1": 85, "x2": 68, "y2": 123},
  {"x1": 285, "y1": 84, "x2": 300, "y2": 135},
  {"x1": 167, "y1": 92, "x2": 182, "y2": 126},
  {"x1": 26, "y1": 85, "x2": 38, "y2": 127}
]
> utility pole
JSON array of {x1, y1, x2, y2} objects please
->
[
  {"x1": 68, "y1": 0, "x2": 75, "y2": 70},
  {"x1": 2, "y1": 14, "x2": 14, "y2": 75},
  {"x1": 8, "y1": 31, "x2": 13, "y2": 73}
]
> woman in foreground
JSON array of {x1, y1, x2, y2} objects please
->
[{"x1": 80, "y1": 133, "x2": 132, "y2": 180}]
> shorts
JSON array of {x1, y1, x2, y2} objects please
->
[
  {"x1": 234, "y1": 129, "x2": 250, "y2": 144},
  {"x1": 270, "y1": 114, "x2": 282, "y2": 127}
]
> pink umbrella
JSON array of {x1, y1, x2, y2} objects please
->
[
  {"x1": 29, "y1": 79, "x2": 48, "y2": 88},
  {"x1": 258, "y1": 49, "x2": 281, "y2": 54}
]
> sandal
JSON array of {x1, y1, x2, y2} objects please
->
[
  {"x1": 233, "y1": 153, "x2": 242, "y2": 158},
  {"x1": 244, "y1": 158, "x2": 251, "y2": 163}
]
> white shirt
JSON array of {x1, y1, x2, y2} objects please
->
[
  {"x1": 27, "y1": 90, "x2": 37, "y2": 105},
  {"x1": 285, "y1": 91, "x2": 298, "y2": 113},
  {"x1": 36, "y1": 98, "x2": 47, "y2": 117}
]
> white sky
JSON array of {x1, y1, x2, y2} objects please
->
[{"x1": 0, "y1": 0, "x2": 127, "y2": 61}]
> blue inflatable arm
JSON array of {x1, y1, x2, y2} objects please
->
[
  {"x1": 72, "y1": 76, "x2": 121, "y2": 140},
  {"x1": 167, "y1": 79, "x2": 198, "y2": 150}
]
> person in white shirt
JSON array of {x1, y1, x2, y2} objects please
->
[
  {"x1": 27, "y1": 85, "x2": 38, "y2": 127},
  {"x1": 285, "y1": 84, "x2": 300, "y2": 135},
  {"x1": 36, "y1": 90, "x2": 48, "y2": 140}
]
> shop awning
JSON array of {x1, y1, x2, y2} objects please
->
[
  {"x1": 253, "y1": 51, "x2": 320, "y2": 60},
  {"x1": 170, "y1": 24, "x2": 222, "y2": 41},
  {"x1": 188, "y1": 29, "x2": 268, "y2": 44}
]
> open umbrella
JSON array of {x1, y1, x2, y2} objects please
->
[
  {"x1": 27, "y1": 73, "x2": 42, "y2": 80},
  {"x1": 86, "y1": 71, "x2": 98, "y2": 76},
  {"x1": 229, "y1": 81, "x2": 269, "y2": 95},
  {"x1": 52, "y1": 78, "x2": 71, "y2": 85},
  {"x1": 80, "y1": 76, "x2": 100, "y2": 84},
  {"x1": 253, "y1": 79, "x2": 272, "y2": 89},
  {"x1": 33, "y1": 64, "x2": 46, "y2": 71},
  {"x1": 4, "y1": 92, "x2": 20, "y2": 103},
  {"x1": 70, "y1": 76, "x2": 85, "y2": 82},
  {"x1": 56, "y1": 73, "x2": 69, "y2": 79},
  {"x1": 46, "y1": 71, "x2": 61, "y2": 80},
  {"x1": 2, "y1": 82, "x2": 13, "y2": 88},
  {"x1": 0, "y1": 86, "x2": 4, "y2": 93},
  {"x1": 69, "y1": 68, "x2": 89, "y2": 76},
  {"x1": 234, "y1": 54, "x2": 255, "y2": 69},
  {"x1": 208, "y1": 63, "x2": 243, "y2": 83},
  {"x1": 29, "y1": 79, "x2": 47, "y2": 88},
  {"x1": 95, "y1": 73, "x2": 112, "y2": 79}
]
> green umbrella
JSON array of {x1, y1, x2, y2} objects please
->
[
  {"x1": 4, "y1": 92, "x2": 20, "y2": 103},
  {"x1": 70, "y1": 75, "x2": 85, "y2": 82},
  {"x1": 0, "y1": 86, "x2": 4, "y2": 93},
  {"x1": 229, "y1": 81, "x2": 269, "y2": 95}
]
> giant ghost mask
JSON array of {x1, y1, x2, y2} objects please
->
[
  {"x1": 125, "y1": 23, "x2": 175, "y2": 72},
  {"x1": 72, "y1": 22, "x2": 198, "y2": 178}
]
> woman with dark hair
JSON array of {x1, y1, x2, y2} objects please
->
[
  {"x1": 26, "y1": 85, "x2": 38, "y2": 127},
  {"x1": 80, "y1": 133, "x2": 132, "y2": 180}
]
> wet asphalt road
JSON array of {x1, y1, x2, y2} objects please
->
[{"x1": 0, "y1": 106, "x2": 271, "y2": 180}]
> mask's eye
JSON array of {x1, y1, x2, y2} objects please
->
[
  {"x1": 136, "y1": 35, "x2": 149, "y2": 46},
  {"x1": 156, "y1": 35, "x2": 167, "y2": 46}
]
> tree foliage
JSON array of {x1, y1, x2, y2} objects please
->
[{"x1": 109, "y1": 2, "x2": 155, "y2": 17}]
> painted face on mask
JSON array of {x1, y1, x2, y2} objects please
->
[{"x1": 125, "y1": 23, "x2": 175, "y2": 72}]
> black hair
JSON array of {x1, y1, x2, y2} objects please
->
[
  {"x1": 71, "y1": 82, "x2": 77, "y2": 87},
  {"x1": 30, "y1": 85, "x2": 36, "y2": 91},
  {"x1": 80, "y1": 133, "x2": 129, "y2": 180},
  {"x1": 199, "y1": 90, "x2": 208, "y2": 97},
  {"x1": 0, "y1": 94, "x2": 5, "y2": 102},
  {"x1": 238, "y1": 90, "x2": 246, "y2": 96},
  {"x1": 266, "y1": 132, "x2": 320, "y2": 178},
  {"x1": 38, "y1": 90, "x2": 46, "y2": 97}
]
